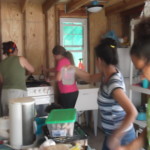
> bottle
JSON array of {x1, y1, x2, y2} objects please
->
[
  {"x1": 78, "y1": 58, "x2": 85, "y2": 70},
  {"x1": 61, "y1": 67, "x2": 75, "y2": 85}
]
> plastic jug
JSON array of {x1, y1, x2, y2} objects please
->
[{"x1": 61, "y1": 67, "x2": 75, "y2": 85}]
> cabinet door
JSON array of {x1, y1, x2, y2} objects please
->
[{"x1": 75, "y1": 88, "x2": 99, "y2": 111}]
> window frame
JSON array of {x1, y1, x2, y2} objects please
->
[{"x1": 60, "y1": 18, "x2": 88, "y2": 70}]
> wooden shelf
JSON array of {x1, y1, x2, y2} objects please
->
[
  {"x1": 134, "y1": 120, "x2": 147, "y2": 128},
  {"x1": 130, "y1": 85, "x2": 150, "y2": 95}
]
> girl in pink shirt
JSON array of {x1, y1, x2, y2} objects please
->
[{"x1": 50, "y1": 45, "x2": 78, "y2": 108}]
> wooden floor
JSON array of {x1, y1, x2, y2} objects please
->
[{"x1": 83, "y1": 126, "x2": 104, "y2": 150}]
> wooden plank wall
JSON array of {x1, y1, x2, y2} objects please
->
[
  {"x1": 0, "y1": 0, "x2": 145, "y2": 75},
  {"x1": 1, "y1": 1, "x2": 24, "y2": 56},
  {"x1": 25, "y1": 1, "x2": 46, "y2": 74},
  {"x1": 107, "y1": 14, "x2": 123, "y2": 38},
  {"x1": 0, "y1": 0, "x2": 56, "y2": 75},
  {"x1": 47, "y1": 7, "x2": 56, "y2": 69},
  {"x1": 88, "y1": 10, "x2": 108, "y2": 74}
]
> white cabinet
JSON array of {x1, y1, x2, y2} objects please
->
[
  {"x1": 75, "y1": 85, "x2": 99, "y2": 136},
  {"x1": 75, "y1": 87, "x2": 99, "y2": 111}
]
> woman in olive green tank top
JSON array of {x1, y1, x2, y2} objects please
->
[
  {"x1": 0, "y1": 41, "x2": 34, "y2": 116},
  {"x1": 116, "y1": 17, "x2": 150, "y2": 150}
]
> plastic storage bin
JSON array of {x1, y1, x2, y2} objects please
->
[{"x1": 45, "y1": 108, "x2": 76, "y2": 137}]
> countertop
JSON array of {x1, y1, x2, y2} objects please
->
[{"x1": 77, "y1": 84, "x2": 99, "y2": 90}]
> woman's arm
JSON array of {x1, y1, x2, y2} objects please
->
[
  {"x1": 74, "y1": 66, "x2": 102, "y2": 83},
  {"x1": 42, "y1": 66, "x2": 56, "y2": 73},
  {"x1": 116, "y1": 128, "x2": 147, "y2": 150},
  {"x1": 108, "y1": 88, "x2": 138, "y2": 149},
  {"x1": 113, "y1": 89, "x2": 137, "y2": 136},
  {"x1": 19, "y1": 56, "x2": 34, "y2": 73}
]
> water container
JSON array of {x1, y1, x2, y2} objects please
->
[
  {"x1": 61, "y1": 67, "x2": 75, "y2": 85},
  {"x1": 142, "y1": 79, "x2": 149, "y2": 88}
]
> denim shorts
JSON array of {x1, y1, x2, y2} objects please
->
[{"x1": 102, "y1": 127, "x2": 136, "y2": 150}]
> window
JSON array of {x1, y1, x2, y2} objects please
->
[{"x1": 60, "y1": 18, "x2": 87, "y2": 70}]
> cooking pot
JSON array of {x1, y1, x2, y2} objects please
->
[{"x1": 26, "y1": 74, "x2": 36, "y2": 82}]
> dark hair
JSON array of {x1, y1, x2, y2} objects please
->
[
  {"x1": 2, "y1": 41, "x2": 17, "y2": 56},
  {"x1": 52, "y1": 45, "x2": 74, "y2": 65},
  {"x1": 94, "y1": 38, "x2": 118, "y2": 65},
  {"x1": 130, "y1": 17, "x2": 150, "y2": 62}
]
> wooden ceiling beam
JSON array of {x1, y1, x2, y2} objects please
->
[
  {"x1": 21, "y1": 0, "x2": 29, "y2": 13},
  {"x1": 66, "y1": 0, "x2": 89, "y2": 13},
  {"x1": 105, "y1": 0, "x2": 145, "y2": 15},
  {"x1": 104, "y1": 0, "x2": 124, "y2": 7},
  {"x1": 43, "y1": 0, "x2": 59, "y2": 13}
]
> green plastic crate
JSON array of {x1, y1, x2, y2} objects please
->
[{"x1": 46, "y1": 108, "x2": 76, "y2": 137}]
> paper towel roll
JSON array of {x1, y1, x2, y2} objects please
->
[
  {"x1": 0, "y1": 117, "x2": 9, "y2": 130},
  {"x1": 9, "y1": 100, "x2": 23, "y2": 148}
]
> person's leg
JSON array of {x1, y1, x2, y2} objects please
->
[
  {"x1": 1, "y1": 89, "x2": 10, "y2": 116},
  {"x1": 8, "y1": 89, "x2": 27, "y2": 98},
  {"x1": 60, "y1": 91, "x2": 79, "y2": 108},
  {"x1": 121, "y1": 127, "x2": 136, "y2": 145},
  {"x1": 102, "y1": 136, "x2": 110, "y2": 150}
]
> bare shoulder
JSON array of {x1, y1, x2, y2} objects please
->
[
  {"x1": 19, "y1": 56, "x2": 27, "y2": 61},
  {"x1": 18, "y1": 56, "x2": 34, "y2": 73}
]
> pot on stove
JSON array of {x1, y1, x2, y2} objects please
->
[{"x1": 26, "y1": 74, "x2": 36, "y2": 82}]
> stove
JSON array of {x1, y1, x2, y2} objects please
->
[
  {"x1": 27, "y1": 86, "x2": 54, "y2": 97},
  {"x1": 26, "y1": 81, "x2": 54, "y2": 117},
  {"x1": 26, "y1": 80, "x2": 50, "y2": 88}
]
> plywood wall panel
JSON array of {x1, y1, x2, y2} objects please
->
[
  {"x1": 25, "y1": 1, "x2": 44, "y2": 22},
  {"x1": 47, "y1": 7, "x2": 56, "y2": 69},
  {"x1": 107, "y1": 14, "x2": 123, "y2": 38},
  {"x1": 25, "y1": 2, "x2": 46, "y2": 74},
  {"x1": 1, "y1": 1, "x2": 23, "y2": 56},
  {"x1": 89, "y1": 10, "x2": 108, "y2": 74}
]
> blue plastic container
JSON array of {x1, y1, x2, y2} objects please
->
[
  {"x1": 136, "y1": 112, "x2": 146, "y2": 121},
  {"x1": 142, "y1": 79, "x2": 149, "y2": 88},
  {"x1": 35, "y1": 117, "x2": 46, "y2": 135}
]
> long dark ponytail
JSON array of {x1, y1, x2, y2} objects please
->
[{"x1": 95, "y1": 38, "x2": 118, "y2": 66}]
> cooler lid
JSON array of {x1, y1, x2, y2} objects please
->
[{"x1": 46, "y1": 108, "x2": 76, "y2": 124}]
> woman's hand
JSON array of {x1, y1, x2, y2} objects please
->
[
  {"x1": 108, "y1": 134, "x2": 121, "y2": 150},
  {"x1": 41, "y1": 65, "x2": 48, "y2": 73},
  {"x1": 45, "y1": 75, "x2": 56, "y2": 82}
]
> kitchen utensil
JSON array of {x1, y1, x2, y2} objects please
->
[
  {"x1": 39, "y1": 70, "x2": 45, "y2": 81},
  {"x1": 27, "y1": 74, "x2": 36, "y2": 82}
]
